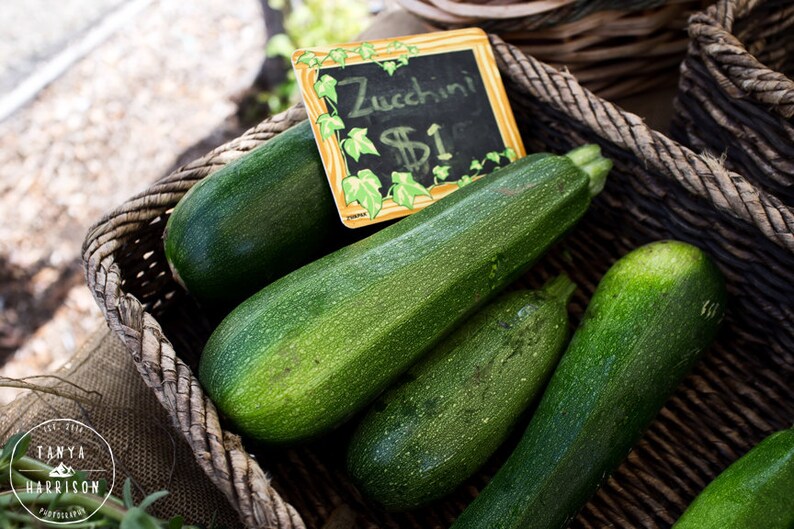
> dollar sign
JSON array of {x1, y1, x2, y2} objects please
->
[{"x1": 380, "y1": 126, "x2": 431, "y2": 173}]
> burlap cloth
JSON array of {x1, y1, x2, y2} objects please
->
[{"x1": 0, "y1": 326, "x2": 240, "y2": 527}]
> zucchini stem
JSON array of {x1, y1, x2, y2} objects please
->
[
  {"x1": 565, "y1": 144, "x2": 600, "y2": 166},
  {"x1": 542, "y1": 274, "x2": 577, "y2": 303},
  {"x1": 565, "y1": 144, "x2": 612, "y2": 197}
]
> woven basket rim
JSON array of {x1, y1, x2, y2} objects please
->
[
  {"x1": 81, "y1": 35, "x2": 794, "y2": 529},
  {"x1": 395, "y1": 0, "x2": 708, "y2": 99},
  {"x1": 395, "y1": 0, "x2": 685, "y2": 23},
  {"x1": 687, "y1": 0, "x2": 794, "y2": 118}
]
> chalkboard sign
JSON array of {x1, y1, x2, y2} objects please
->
[{"x1": 293, "y1": 28, "x2": 525, "y2": 228}]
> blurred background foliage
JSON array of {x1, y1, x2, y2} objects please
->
[{"x1": 245, "y1": 0, "x2": 371, "y2": 120}]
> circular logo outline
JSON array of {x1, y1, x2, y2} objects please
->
[{"x1": 9, "y1": 418, "x2": 116, "y2": 525}]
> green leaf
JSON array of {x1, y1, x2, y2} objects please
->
[
  {"x1": 342, "y1": 170, "x2": 383, "y2": 219},
  {"x1": 97, "y1": 478, "x2": 109, "y2": 496},
  {"x1": 72, "y1": 469, "x2": 90, "y2": 484},
  {"x1": 122, "y1": 478, "x2": 134, "y2": 508},
  {"x1": 328, "y1": 48, "x2": 348, "y2": 68},
  {"x1": 357, "y1": 42, "x2": 377, "y2": 60},
  {"x1": 470, "y1": 159, "x2": 483, "y2": 172},
  {"x1": 120, "y1": 507, "x2": 161, "y2": 529},
  {"x1": 432, "y1": 165, "x2": 451, "y2": 181},
  {"x1": 313, "y1": 74, "x2": 338, "y2": 103},
  {"x1": 381, "y1": 61, "x2": 398, "y2": 76},
  {"x1": 458, "y1": 175, "x2": 473, "y2": 188},
  {"x1": 296, "y1": 50, "x2": 320, "y2": 68},
  {"x1": 168, "y1": 516, "x2": 185, "y2": 529},
  {"x1": 2, "y1": 433, "x2": 30, "y2": 463},
  {"x1": 486, "y1": 151, "x2": 501, "y2": 164},
  {"x1": 316, "y1": 113, "x2": 344, "y2": 140},
  {"x1": 392, "y1": 171, "x2": 431, "y2": 209},
  {"x1": 138, "y1": 490, "x2": 169, "y2": 511},
  {"x1": 503, "y1": 146, "x2": 517, "y2": 160},
  {"x1": 407, "y1": 45, "x2": 419, "y2": 55},
  {"x1": 397, "y1": 54, "x2": 409, "y2": 66},
  {"x1": 266, "y1": 33, "x2": 295, "y2": 59},
  {"x1": 341, "y1": 127, "x2": 379, "y2": 162}
]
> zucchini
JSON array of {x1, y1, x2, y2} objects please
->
[
  {"x1": 672, "y1": 428, "x2": 794, "y2": 529},
  {"x1": 347, "y1": 276, "x2": 576, "y2": 511},
  {"x1": 198, "y1": 146, "x2": 612, "y2": 444},
  {"x1": 451, "y1": 240, "x2": 726, "y2": 529},
  {"x1": 164, "y1": 120, "x2": 340, "y2": 305}
]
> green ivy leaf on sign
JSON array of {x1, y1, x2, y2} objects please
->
[
  {"x1": 458, "y1": 175, "x2": 473, "y2": 188},
  {"x1": 316, "y1": 113, "x2": 345, "y2": 140},
  {"x1": 470, "y1": 159, "x2": 483, "y2": 172},
  {"x1": 432, "y1": 165, "x2": 451, "y2": 181},
  {"x1": 397, "y1": 54, "x2": 409, "y2": 66},
  {"x1": 382, "y1": 61, "x2": 398, "y2": 76},
  {"x1": 407, "y1": 45, "x2": 419, "y2": 55},
  {"x1": 486, "y1": 151, "x2": 502, "y2": 164},
  {"x1": 391, "y1": 171, "x2": 431, "y2": 209},
  {"x1": 341, "y1": 127, "x2": 379, "y2": 162},
  {"x1": 313, "y1": 74, "x2": 338, "y2": 103},
  {"x1": 356, "y1": 42, "x2": 377, "y2": 60},
  {"x1": 296, "y1": 50, "x2": 320, "y2": 68},
  {"x1": 329, "y1": 48, "x2": 348, "y2": 68},
  {"x1": 342, "y1": 169, "x2": 383, "y2": 218},
  {"x1": 503, "y1": 146, "x2": 516, "y2": 160}
]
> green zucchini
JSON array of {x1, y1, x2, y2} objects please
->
[
  {"x1": 451, "y1": 240, "x2": 726, "y2": 529},
  {"x1": 672, "y1": 428, "x2": 794, "y2": 529},
  {"x1": 347, "y1": 276, "x2": 576, "y2": 511},
  {"x1": 198, "y1": 146, "x2": 612, "y2": 444},
  {"x1": 164, "y1": 120, "x2": 340, "y2": 305}
]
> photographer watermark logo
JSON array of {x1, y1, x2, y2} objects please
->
[{"x1": 10, "y1": 418, "x2": 116, "y2": 524}]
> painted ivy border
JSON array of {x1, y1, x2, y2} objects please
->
[{"x1": 297, "y1": 40, "x2": 517, "y2": 220}]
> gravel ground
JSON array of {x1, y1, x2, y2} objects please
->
[
  {"x1": 0, "y1": 0, "x2": 128, "y2": 94},
  {"x1": 0, "y1": 0, "x2": 265, "y2": 404}
]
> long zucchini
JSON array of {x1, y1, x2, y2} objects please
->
[
  {"x1": 672, "y1": 428, "x2": 794, "y2": 529},
  {"x1": 164, "y1": 121, "x2": 340, "y2": 305},
  {"x1": 451, "y1": 240, "x2": 726, "y2": 529},
  {"x1": 347, "y1": 276, "x2": 576, "y2": 510},
  {"x1": 199, "y1": 146, "x2": 612, "y2": 444}
]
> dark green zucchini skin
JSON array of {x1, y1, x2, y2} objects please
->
[
  {"x1": 347, "y1": 276, "x2": 576, "y2": 511},
  {"x1": 199, "y1": 148, "x2": 611, "y2": 444},
  {"x1": 451, "y1": 240, "x2": 726, "y2": 529},
  {"x1": 672, "y1": 428, "x2": 794, "y2": 529},
  {"x1": 164, "y1": 120, "x2": 339, "y2": 305}
]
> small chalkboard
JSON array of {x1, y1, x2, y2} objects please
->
[{"x1": 293, "y1": 28, "x2": 525, "y2": 228}]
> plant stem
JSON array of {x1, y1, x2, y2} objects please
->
[
  {"x1": 0, "y1": 491, "x2": 127, "y2": 521},
  {"x1": 565, "y1": 144, "x2": 612, "y2": 196},
  {"x1": 542, "y1": 274, "x2": 577, "y2": 303}
]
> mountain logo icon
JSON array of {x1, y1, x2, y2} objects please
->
[{"x1": 48, "y1": 462, "x2": 76, "y2": 478}]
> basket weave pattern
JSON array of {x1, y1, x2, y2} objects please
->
[
  {"x1": 83, "y1": 37, "x2": 794, "y2": 528},
  {"x1": 395, "y1": 0, "x2": 667, "y2": 31},
  {"x1": 673, "y1": 0, "x2": 794, "y2": 205},
  {"x1": 397, "y1": 0, "x2": 708, "y2": 99}
]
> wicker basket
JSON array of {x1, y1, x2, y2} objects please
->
[
  {"x1": 82, "y1": 36, "x2": 794, "y2": 529},
  {"x1": 396, "y1": 0, "x2": 709, "y2": 99},
  {"x1": 672, "y1": 0, "x2": 794, "y2": 205}
]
